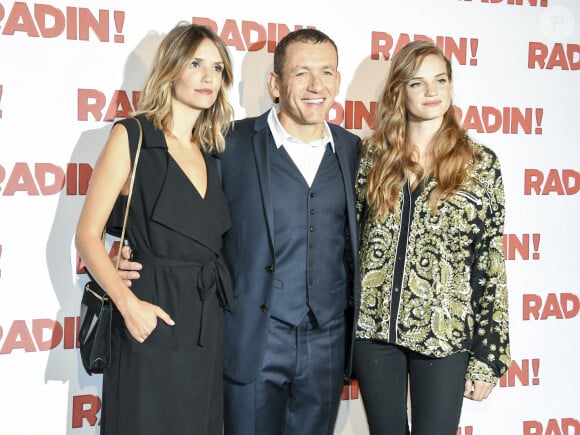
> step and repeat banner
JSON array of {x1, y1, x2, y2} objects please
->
[{"x1": 0, "y1": 0, "x2": 579, "y2": 434}]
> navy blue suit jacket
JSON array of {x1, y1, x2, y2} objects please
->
[{"x1": 220, "y1": 110, "x2": 360, "y2": 384}]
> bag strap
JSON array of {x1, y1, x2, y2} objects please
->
[{"x1": 114, "y1": 117, "x2": 143, "y2": 271}]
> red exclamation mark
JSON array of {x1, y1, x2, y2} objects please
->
[
  {"x1": 535, "y1": 108, "x2": 543, "y2": 135},
  {"x1": 532, "y1": 234, "x2": 540, "y2": 260},
  {"x1": 531, "y1": 358, "x2": 540, "y2": 385},
  {"x1": 114, "y1": 11, "x2": 125, "y2": 43},
  {"x1": 470, "y1": 38, "x2": 478, "y2": 66},
  {"x1": 541, "y1": 0, "x2": 548, "y2": 6}
]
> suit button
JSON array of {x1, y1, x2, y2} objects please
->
[
  {"x1": 265, "y1": 265, "x2": 274, "y2": 272},
  {"x1": 309, "y1": 226, "x2": 315, "y2": 232},
  {"x1": 308, "y1": 278, "x2": 314, "y2": 285},
  {"x1": 260, "y1": 304, "x2": 268, "y2": 313},
  {"x1": 309, "y1": 209, "x2": 316, "y2": 215}
]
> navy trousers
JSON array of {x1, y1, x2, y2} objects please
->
[{"x1": 224, "y1": 313, "x2": 345, "y2": 435}]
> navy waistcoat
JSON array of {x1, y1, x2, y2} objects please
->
[{"x1": 269, "y1": 143, "x2": 348, "y2": 327}]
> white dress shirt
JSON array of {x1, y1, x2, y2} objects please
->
[{"x1": 267, "y1": 105, "x2": 335, "y2": 187}]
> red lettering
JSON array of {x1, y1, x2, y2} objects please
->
[
  {"x1": 0, "y1": 163, "x2": 92, "y2": 196},
  {"x1": 392, "y1": 33, "x2": 413, "y2": 57},
  {"x1": 192, "y1": 17, "x2": 313, "y2": 52},
  {"x1": 504, "y1": 233, "x2": 537, "y2": 260},
  {"x1": 543, "y1": 169, "x2": 566, "y2": 195},
  {"x1": 510, "y1": 107, "x2": 533, "y2": 134},
  {"x1": 499, "y1": 358, "x2": 541, "y2": 387},
  {"x1": 524, "y1": 418, "x2": 580, "y2": 435},
  {"x1": 524, "y1": 293, "x2": 580, "y2": 320},
  {"x1": 104, "y1": 90, "x2": 135, "y2": 121},
  {"x1": 481, "y1": 106, "x2": 502, "y2": 133},
  {"x1": 560, "y1": 293, "x2": 580, "y2": 318},
  {"x1": 444, "y1": 37, "x2": 468, "y2": 65},
  {"x1": 508, "y1": 359, "x2": 531, "y2": 386},
  {"x1": 1, "y1": 4, "x2": 124, "y2": 42},
  {"x1": 342, "y1": 100, "x2": 376, "y2": 130},
  {"x1": 0, "y1": 320, "x2": 36, "y2": 354},
  {"x1": 547, "y1": 43, "x2": 568, "y2": 69},
  {"x1": 524, "y1": 169, "x2": 543, "y2": 194},
  {"x1": 2, "y1": 2, "x2": 40, "y2": 37},
  {"x1": 2, "y1": 162, "x2": 39, "y2": 195},
  {"x1": 78, "y1": 89, "x2": 139, "y2": 121},
  {"x1": 72, "y1": 395, "x2": 101, "y2": 428},
  {"x1": 540, "y1": 293, "x2": 564, "y2": 319},
  {"x1": 562, "y1": 169, "x2": 580, "y2": 194},
  {"x1": 371, "y1": 31, "x2": 393, "y2": 60},
  {"x1": 220, "y1": 18, "x2": 245, "y2": 51},
  {"x1": 35, "y1": 4, "x2": 65, "y2": 38},
  {"x1": 459, "y1": 106, "x2": 541, "y2": 134},
  {"x1": 242, "y1": 20, "x2": 267, "y2": 51},
  {"x1": 78, "y1": 88, "x2": 106, "y2": 121},
  {"x1": 524, "y1": 169, "x2": 580, "y2": 195},
  {"x1": 529, "y1": 42, "x2": 580, "y2": 70},
  {"x1": 370, "y1": 33, "x2": 478, "y2": 66},
  {"x1": 523, "y1": 294, "x2": 543, "y2": 320},
  {"x1": 78, "y1": 8, "x2": 109, "y2": 42},
  {"x1": 64, "y1": 316, "x2": 79, "y2": 349},
  {"x1": 562, "y1": 418, "x2": 580, "y2": 433},
  {"x1": 78, "y1": 163, "x2": 93, "y2": 195},
  {"x1": 35, "y1": 163, "x2": 65, "y2": 195},
  {"x1": 567, "y1": 44, "x2": 580, "y2": 70},
  {"x1": 0, "y1": 317, "x2": 79, "y2": 354},
  {"x1": 462, "y1": 106, "x2": 485, "y2": 132},
  {"x1": 524, "y1": 420, "x2": 543, "y2": 435},
  {"x1": 32, "y1": 319, "x2": 63, "y2": 351}
]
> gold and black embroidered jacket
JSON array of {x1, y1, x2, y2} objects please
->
[{"x1": 355, "y1": 139, "x2": 510, "y2": 384}]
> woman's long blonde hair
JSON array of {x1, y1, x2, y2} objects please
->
[
  {"x1": 361, "y1": 40, "x2": 472, "y2": 216},
  {"x1": 135, "y1": 22, "x2": 234, "y2": 153}
]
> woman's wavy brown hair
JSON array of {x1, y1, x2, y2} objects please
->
[
  {"x1": 135, "y1": 22, "x2": 234, "y2": 153},
  {"x1": 361, "y1": 40, "x2": 472, "y2": 216}
]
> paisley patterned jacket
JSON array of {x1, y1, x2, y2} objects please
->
[{"x1": 355, "y1": 139, "x2": 510, "y2": 383}]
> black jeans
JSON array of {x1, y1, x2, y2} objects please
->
[{"x1": 353, "y1": 340, "x2": 469, "y2": 435}]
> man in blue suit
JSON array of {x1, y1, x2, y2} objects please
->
[
  {"x1": 118, "y1": 28, "x2": 360, "y2": 435},
  {"x1": 220, "y1": 29, "x2": 359, "y2": 435}
]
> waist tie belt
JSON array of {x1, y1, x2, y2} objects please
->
[{"x1": 133, "y1": 252, "x2": 233, "y2": 347}]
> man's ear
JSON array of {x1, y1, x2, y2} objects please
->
[{"x1": 267, "y1": 71, "x2": 280, "y2": 102}]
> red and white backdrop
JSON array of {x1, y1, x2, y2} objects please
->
[{"x1": 0, "y1": 0, "x2": 578, "y2": 433}]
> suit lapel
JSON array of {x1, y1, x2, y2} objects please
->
[
  {"x1": 252, "y1": 113, "x2": 276, "y2": 260},
  {"x1": 333, "y1": 131, "x2": 359, "y2": 258}
]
